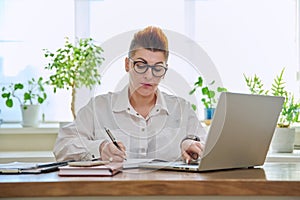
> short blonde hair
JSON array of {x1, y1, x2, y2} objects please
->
[{"x1": 128, "y1": 26, "x2": 169, "y2": 61}]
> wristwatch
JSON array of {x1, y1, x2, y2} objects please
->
[{"x1": 181, "y1": 135, "x2": 200, "y2": 144}]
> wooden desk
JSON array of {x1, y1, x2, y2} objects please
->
[{"x1": 0, "y1": 163, "x2": 300, "y2": 199}]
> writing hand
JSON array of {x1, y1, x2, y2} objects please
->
[
  {"x1": 181, "y1": 140, "x2": 204, "y2": 164},
  {"x1": 100, "y1": 141, "x2": 127, "y2": 162}
]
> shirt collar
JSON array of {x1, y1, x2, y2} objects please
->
[
  {"x1": 155, "y1": 88, "x2": 169, "y2": 114},
  {"x1": 112, "y1": 85, "x2": 169, "y2": 114},
  {"x1": 112, "y1": 85, "x2": 130, "y2": 112}
]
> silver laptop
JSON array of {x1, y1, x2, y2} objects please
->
[{"x1": 140, "y1": 92, "x2": 284, "y2": 172}]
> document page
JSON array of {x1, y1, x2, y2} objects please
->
[{"x1": 123, "y1": 159, "x2": 167, "y2": 169}]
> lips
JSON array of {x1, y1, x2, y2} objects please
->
[{"x1": 141, "y1": 83, "x2": 152, "y2": 87}]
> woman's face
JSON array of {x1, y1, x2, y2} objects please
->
[{"x1": 125, "y1": 48, "x2": 167, "y2": 98}]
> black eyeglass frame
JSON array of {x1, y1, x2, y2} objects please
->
[{"x1": 129, "y1": 57, "x2": 168, "y2": 78}]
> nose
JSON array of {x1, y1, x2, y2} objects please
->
[{"x1": 143, "y1": 67, "x2": 153, "y2": 79}]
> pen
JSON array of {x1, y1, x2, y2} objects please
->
[
  {"x1": 104, "y1": 127, "x2": 127, "y2": 161},
  {"x1": 104, "y1": 127, "x2": 122, "y2": 151},
  {"x1": 36, "y1": 160, "x2": 74, "y2": 169}
]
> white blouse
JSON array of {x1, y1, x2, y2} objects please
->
[{"x1": 53, "y1": 85, "x2": 207, "y2": 162}]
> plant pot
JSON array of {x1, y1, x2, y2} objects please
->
[
  {"x1": 204, "y1": 108, "x2": 215, "y2": 119},
  {"x1": 21, "y1": 104, "x2": 40, "y2": 127},
  {"x1": 271, "y1": 127, "x2": 295, "y2": 153},
  {"x1": 203, "y1": 108, "x2": 215, "y2": 126}
]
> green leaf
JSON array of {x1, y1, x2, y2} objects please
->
[
  {"x1": 217, "y1": 87, "x2": 227, "y2": 92},
  {"x1": 14, "y1": 83, "x2": 24, "y2": 90},
  {"x1": 208, "y1": 91, "x2": 215, "y2": 98},
  {"x1": 202, "y1": 87, "x2": 209, "y2": 95},
  {"x1": 24, "y1": 93, "x2": 31, "y2": 100},
  {"x1": 195, "y1": 76, "x2": 203, "y2": 87},
  {"x1": 2, "y1": 93, "x2": 9, "y2": 98},
  {"x1": 191, "y1": 104, "x2": 197, "y2": 111},
  {"x1": 208, "y1": 80, "x2": 215, "y2": 85},
  {"x1": 38, "y1": 96, "x2": 44, "y2": 104},
  {"x1": 6, "y1": 99, "x2": 13, "y2": 107}
]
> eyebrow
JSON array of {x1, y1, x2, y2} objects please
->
[{"x1": 135, "y1": 57, "x2": 165, "y2": 65}]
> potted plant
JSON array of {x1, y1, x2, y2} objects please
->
[
  {"x1": 189, "y1": 76, "x2": 227, "y2": 125},
  {"x1": 44, "y1": 37, "x2": 105, "y2": 119},
  {"x1": 1, "y1": 77, "x2": 48, "y2": 127},
  {"x1": 244, "y1": 68, "x2": 300, "y2": 152}
]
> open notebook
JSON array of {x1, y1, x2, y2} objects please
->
[{"x1": 139, "y1": 92, "x2": 284, "y2": 172}]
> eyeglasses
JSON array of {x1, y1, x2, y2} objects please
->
[{"x1": 129, "y1": 57, "x2": 168, "y2": 78}]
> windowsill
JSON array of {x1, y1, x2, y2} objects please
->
[
  {"x1": 0, "y1": 122, "x2": 59, "y2": 134},
  {"x1": 0, "y1": 123, "x2": 299, "y2": 163},
  {"x1": 0, "y1": 151, "x2": 56, "y2": 163},
  {"x1": 266, "y1": 150, "x2": 300, "y2": 162}
]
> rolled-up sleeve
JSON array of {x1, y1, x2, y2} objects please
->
[{"x1": 53, "y1": 98, "x2": 107, "y2": 162}]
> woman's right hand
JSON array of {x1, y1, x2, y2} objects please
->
[
  {"x1": 181, "y1": 139, "x2": 204, "y2": 164},
  {"x1": 99, "y1": 141, "x2": 127, "y2": 162}
]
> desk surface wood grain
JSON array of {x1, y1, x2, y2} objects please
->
[{"x1": 1, "y1": 162, "x2": 300, "y2": 197}]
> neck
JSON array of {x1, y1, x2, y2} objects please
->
[{"x1": 129, "y1": 89, "x2": 157, "y2": 118}]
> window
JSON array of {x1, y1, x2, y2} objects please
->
[
  {"x1": 87, "y1": 0, "x2": 299, "y2": 119},
  {"x1": 0, "y1": 0, "x2": 74, "y2": 122},
  {"x1": 0, "y1": 0, "x2": 299, "y2": 122},
  {"x1": 194, "y1": 0, "x2": 298, "y2": 95}
]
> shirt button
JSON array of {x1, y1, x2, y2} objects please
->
[
  {"x1": 156, "y1": 109, "x2": 159, "y2": 112},
  {"x1": 141, "y1": 128, "x2": 145, "y2": 131},
  {"x1": 127, "y1": 108, "x2": 130, "y2": 111},
  {"x1": 136, "y1": 113, "x2": 139, "y2": 116}
]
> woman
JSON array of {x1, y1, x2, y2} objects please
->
[{"x1": 53, "y1": 26, "x2": 206, "y2": 164}]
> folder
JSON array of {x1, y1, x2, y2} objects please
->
[{"x1": 0, "y1": 160, "x2": 72, "y2": 174}]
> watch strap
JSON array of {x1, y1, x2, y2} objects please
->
[{"x1": 181, "y1": 135, "x2": 200, "y2": 144}]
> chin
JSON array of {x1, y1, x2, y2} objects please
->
[
  {"x1": 138, "y1": 87, "x2": 156, "y2": 97},
  {"x1": 139, "y1": 90, "x2": 155, "y2": 97}
]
